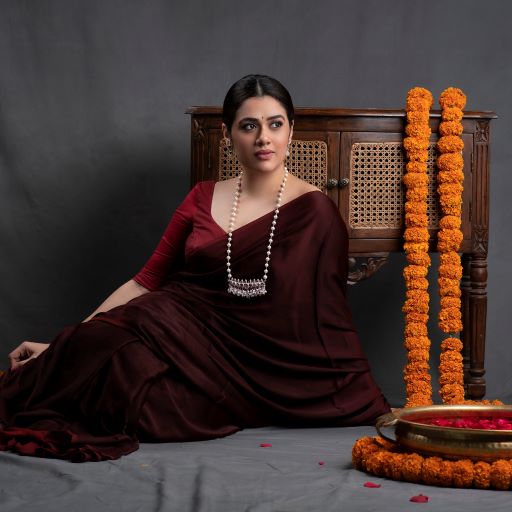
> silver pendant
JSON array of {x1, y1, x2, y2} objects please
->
[{"x1": 227, "y1": 278, "x2": 267, "y2": 298}]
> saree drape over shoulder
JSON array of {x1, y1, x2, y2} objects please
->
[{"x1": 0, "y1": 182, "x2": 389, "y2": 461}]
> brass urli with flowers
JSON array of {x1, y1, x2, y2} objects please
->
[{"x1": 352, "y1": 87, "x2": 512, "y2": 491}]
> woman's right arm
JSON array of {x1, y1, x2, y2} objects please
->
[{"x1": 9, "y1": 279, "x2": 148, "y2": 370}]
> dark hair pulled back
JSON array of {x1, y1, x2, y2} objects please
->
[{"x1": 222, "y1": 74, "x2": 294, "y2": 132}]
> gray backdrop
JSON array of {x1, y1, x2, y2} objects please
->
[{"x1": 1, "y1": 0, "x2": 511, "y2": 406}]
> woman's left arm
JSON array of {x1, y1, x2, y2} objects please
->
[{"x1": 83, "y1": 279, "x2": 149, "y2": 322}]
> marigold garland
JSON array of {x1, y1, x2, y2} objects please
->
[
  {"x1": 352, "y1": 86, "x2": 507, "y2": 491},
  {"x1": 352, "y1": 437, "x2": 512, "y2": 490},
  {"x1": 402, "y1": 87, "x2": 433, "y2": 407},
  {"x1": 436, "y1": 87, "x2": 466, "y2": 404}
]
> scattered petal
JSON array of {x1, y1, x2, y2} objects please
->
[
  {"x1": 363, "y1": 482, "x2": 381, "y2": 488},
  {"x1": 259, "y1": 443, "x2": 273, "y2": 448},
  {"x1": 318, "y1": 461, "x2": 325, "y2": 465},
  {"x1": 410, "y1": 494, "x2": 429, "y2": 503}
]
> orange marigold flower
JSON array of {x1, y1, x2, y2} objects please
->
[
  {"x1": 403, "y1": 172, "x2": 428, "y2": 188},
  {"x1": 404, "y1": 265, "x2": 428, "y2": 280},
  {"x1": 437, "y1": 283, "x2": 462, "y2": 298},
  {"x1": 406, "y1": 110, "x2": 430, "y2": 125},
  {"x1": 437, "y1": 152, "x2": 464, "y2": 173},
  {"x1": 406, "y1": 393, "x2": 433, "y2": 408},
  {"x1": 403, "y1": 299, "x2": 429, "y2": 315},
  {"x1": 439, "y1": 316, "x2": 463, "y2": 334},
  {"x1": 441, "y1": 106, "x2": 464, "y2": 122},
  {"x1": 437, "y1": 169, "x2": 465, "y2": 184},
  {"x1": 401, "y1": 453, "x2": 424, "y2": 483},
  {"x1": 404, "y1": 335, "x2": 431, "y2": 351},
  {"x1": 408, "y1": 348, "x2": 430, "y2": 362},
  {"x1": 404, "y1": 241, "x2": 430, "y2": 254},
  {"x1": 404, "y1": 137, "x2": 430, "y2": 152},
  {"x1": 440, "y1": 351, "x2": 463, "y2": 365},
  {"x1": 404, "y1": 360, "x2": 431, "y2": 375},
  {"x1": 406, "y1": 123, "x2": 431, "y2": 139},
  {"x1": 406, "y1": 161, "x2": 427, "y2": 173},
  {"x1": 490, "y1": 460, "x2": 512, "y2": 490},
  {"x1": 439, "y1": 200, "x2": 462, "y2": 217},
  {"x1": 406, "y1": 277, "x2": 429, "y2": 291},
  {"x1": 438, "y1": 135, "x2": 464, "y2": 153},
  {"x1": 405, "y1": 212, "x2": 428, "y2": 228},
  {"x1": 406, "y1": 149, "x2": 429, "y2": 163},
  {"x1": 405, "y1": 201, "x2": 428, "y2": 215},
  {"x1": 406, "y1": 381, "x2": 433, "y2": 396},
  {"x1": 422, "y1": 457, "x2": 451, "y2": 487},
  {"x1": 352, "y1": 437, "x2": 376, "y2": 469},
  {"x1": 404, "y1": 371, "x2": 432, "y2": 385},
  {"x1": 406, "y1": 87, "x2": 434, "y2": 110},
  {"x1": 440, "y1": 252, "x2": 461, "y2": 266},
  {"x1": 439, "y1": 362, "x2": 464, "y2": 379},
  {"x1": 439, "y1": 87, "x2": 466, "y2": 110},
  {"x1": 441, "y1": 337, "x2": 463, "y2": 352},
  {"x1": 439, "y1": 371, "x2": 464, "y2": 387},
  {"x1": 438, "y1": 182, "x2": 464, "y2": 197},
  {"x1": 439, "y1": 215, "x2": 462, "y2": 230},
  {"x1": 404, "y1": 227, "x2": 430, "y2": 243},
  {"x1": 406, "y1": 187, "x2": 429, "y2": 202},
  {"x1": 405, "y1": 322, "x2": 428, "y2": 337},
  {"x1": 474, "y1": 461, "x2": 491, "y2": 489},
  {"x1": 383, "y1": 452, "x2": 404, "y2": 481},
  {"x1": 452, "y1": 460, "x2": 474, "y2": 488},
  {"x1": 440, "y1": 297, "x2": 462, "y2": 311},
  {"x1": 438, "y1": 263, "x2": 463, "y2": 280},
  {"x1": 406, "y1": 252, "x2": 431, "y2": 267},
  {"x1": 406, "y1": 289, "x2": 430, "y2": 302},
  {"x1": 439, "y1": 120, "x2": 463, "y2": 137},
  {"x1": 438, "y1": 277, "x2": 459, "y2": 289},
  {"x1": 366, "y1": 450, "x2": 388, "y2": 477},
  {"x1": 405, "y1": 312, "x2": 429, "y2": 324},
  {"x1": 437, "y1": 230, "x2": 464, "y2": 252},
  {"x1": 440, "y1": 385, "x2": 465, "y2": 404}
]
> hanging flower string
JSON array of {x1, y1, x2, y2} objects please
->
[
  {"x1": 352, "y1": 86, "x2": 505, "y2": 490},
  {"x1": 402, "y1": 87, "x2": 434, "y2": 408},
  {"x1": 436, "y1": 87, "x2": 466, "y2": 404}
]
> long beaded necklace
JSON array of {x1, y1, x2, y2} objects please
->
[{"x1": 226, "y1": 167, "x2": 289, "y2": 298}]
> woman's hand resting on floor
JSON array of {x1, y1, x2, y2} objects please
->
[{"x1": 9, "y1": 341, "x2": 50, "y2": 370}]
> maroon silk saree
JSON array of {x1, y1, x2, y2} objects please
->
[{"x1": 0, "y1": 186, "x2": 389, "y2": 461}]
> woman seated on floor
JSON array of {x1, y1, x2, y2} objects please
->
[{"x1": 0, "y1": 74, "x2": 390, "y2": 462}]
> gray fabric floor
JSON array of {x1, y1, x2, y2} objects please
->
[{"x1": 0, "y1": 426, "x2": 510, "y2": 511}]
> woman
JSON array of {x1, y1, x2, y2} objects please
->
[{"x1": 0, "y1": 75, "x2": 389, "y2": 462}]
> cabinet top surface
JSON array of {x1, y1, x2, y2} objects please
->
[{"x1": 185, "y1": 106, "x2": 497, "y2": 119}]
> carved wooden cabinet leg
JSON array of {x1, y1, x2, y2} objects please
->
[
  {"x1": 466, "y1": 254, "x2": 487, "y2": 399},
  {"x1": 460, "y1": 253, "x2": 471, "y2": 388}
]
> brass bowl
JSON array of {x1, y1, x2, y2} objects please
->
[{"x1": 376, "y1": 405, "x2": 512, "y2": 461}]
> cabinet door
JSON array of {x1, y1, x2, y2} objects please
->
[{"x1": 341, "y1": 131, "x2": 472, "y2": 253}]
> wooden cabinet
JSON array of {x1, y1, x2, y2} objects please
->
[{"x1": 187, "y1": 106, "x2": 496, "y2": 400}]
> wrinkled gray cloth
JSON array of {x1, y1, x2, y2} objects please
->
[{"x1": 0, "y1": 426, "x2": 510, "y2": 511}]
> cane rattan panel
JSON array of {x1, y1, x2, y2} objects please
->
[
  {"x1": 219, "y1": 139, "x2": 328, "y2": 190},
  {"x1": 349, "y1": 142, "x2": 439, "y2": 229}
]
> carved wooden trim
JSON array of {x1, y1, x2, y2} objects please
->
[
  {"x1": 190, "y1": 117, "x2": 208, "y2": 185},
  {"x1": 475, "y1": 120, "x2": 489, "y2": 143},
  {"x1": 473, "y1": 226, "x2": 489, "y2": 256},
  {"x1": 347, "y1": 254, "x2": 389, "y2": 285}
]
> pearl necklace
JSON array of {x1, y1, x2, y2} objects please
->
[{"x1": 226, "y1": 168, "x2": 289, "y2": 298}]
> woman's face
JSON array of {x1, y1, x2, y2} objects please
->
[{"x1": 223, "y1": 95, "x2": 293, "y2": 174}]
